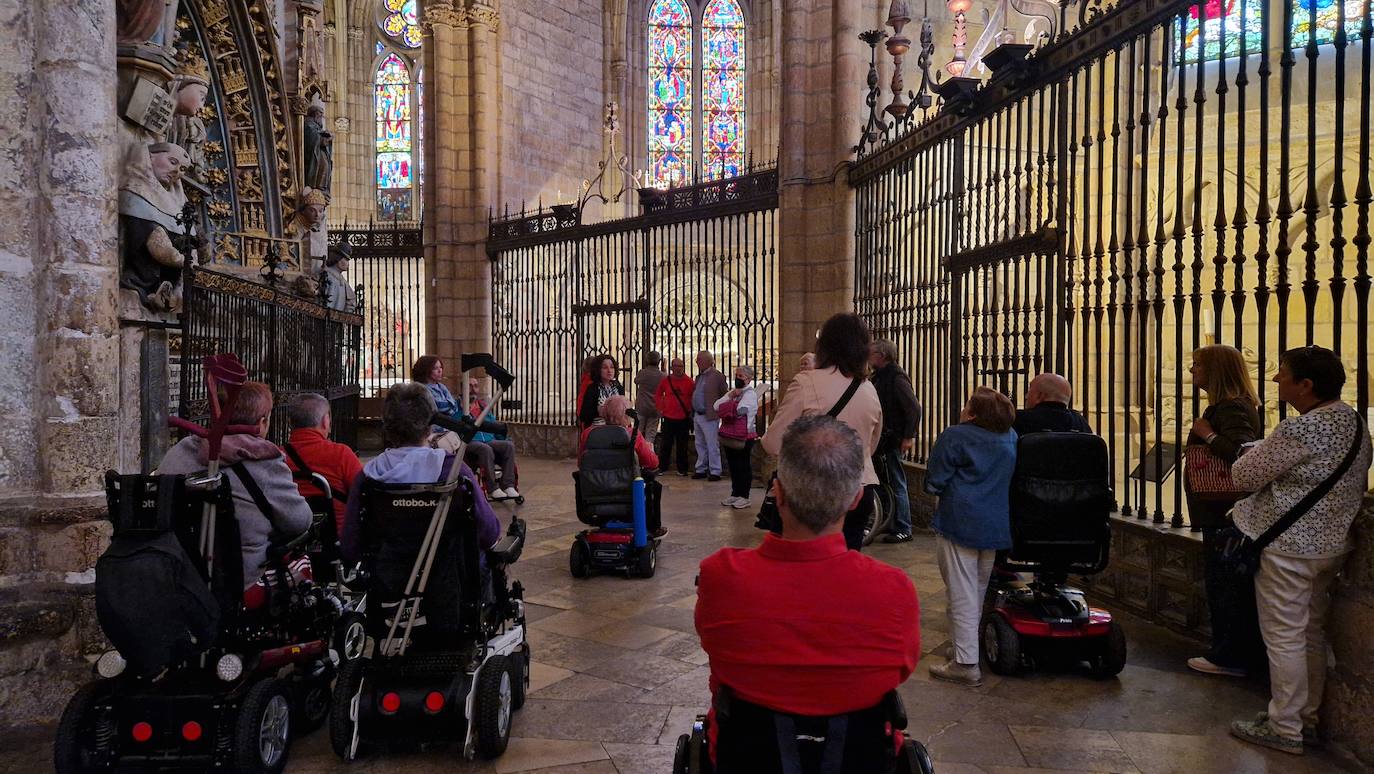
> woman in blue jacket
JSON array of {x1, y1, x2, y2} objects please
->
[{"x1": 924, "y1": 386, "x2": 1018, "y2": 688}]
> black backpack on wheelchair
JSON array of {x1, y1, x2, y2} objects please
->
[{"x1": 674, "y1": 687, "x2": 935, "y2": 774}]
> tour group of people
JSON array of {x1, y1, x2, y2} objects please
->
[{"x1": 156, "y1": 312, "x2": 1370, "y2": 762}]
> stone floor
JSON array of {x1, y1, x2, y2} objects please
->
[{"x1": 4, "y1": 457, "x2": 1356, "y2": 773}]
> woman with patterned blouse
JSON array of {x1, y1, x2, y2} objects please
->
[{"x1": 1227, "y1": 346, "x2": 1373, "y2": 756}]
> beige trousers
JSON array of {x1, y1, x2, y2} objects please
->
[
  {"x1": 1254, "y1": 550, "x2": 1345, "y2": 741},
  {"x1": 937, "y1": 535, "x2": 996, "y2": 666}
]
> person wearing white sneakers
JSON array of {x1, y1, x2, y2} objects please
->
[{"x1": 716, "y1": 365, "x2": 759, "y2": 510}]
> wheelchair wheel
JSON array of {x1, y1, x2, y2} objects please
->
[
  {"x1": 329, "y1": 659, "x2": 368, "y2": 761},
  {"x1": 234, "y1": 678, "x2": 292, "y2": 774},
  {"x1": 292, "y1": 664, "x2": 334, "y2": 736},
  {"x1": 981, "y1": 612, "x2": 1022, "y2": 676},
  {"x1": 672, "y1": 733, "x2": 690, "y2": 774},
  {"x1": 1089, "y1": 620, "x2": 1127, "y2": 679},
  {"x1": 334, "y1": 611, "x2": 368, "y2": 662},
  {"x1": 569, "y1": 540, "x2": 591, "y2": 579},
  {"x1": 899, "y1": 739, "x2": 936, "y2": 774},
  {"x1": 474, "y1": 655, "x2": 513, "y2": 759},
  {"x1": 54, "y1": 681, "x2": 113, "y2": 774},
  {"x1": 636, "y1": 545, "x2": 657, "y2": 578},
  {"x1": 509, "y1": 644, "x2": 529, "y2": 710}
]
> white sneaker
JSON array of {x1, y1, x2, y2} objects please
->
[
  {"x1": 721, "y1": 496, "x2": 741, "y2": 507},
  {"x1": 731, "y1": 498, "x2": 751, "y2": 510},
  {"x1": 503, "y1": 486, "x2": 520, "y2": 499},
  {"x1": 489, "y1": 488, "x2": 508, "y2": 499}
]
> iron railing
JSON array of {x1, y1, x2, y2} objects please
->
[
  {"x1": 179, "y1": 265, "x2": 363, "y2": 446},
  {"x1": 853, "y1": 0, "x2": 1374, "y2": 527},
  {"x1": 488, "y1": 166, "x2": 779, "y2": 426},
  {"x1": 328, "y1": 223, "x2": 425, "y2": 397}
]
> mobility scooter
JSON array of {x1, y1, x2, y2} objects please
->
[
  {"x1": 54, "y1": 354, "x2": 342, "y2": 774},
  {"x1": 672, "y1": 687, "x2": 935, "y2": 773},
  {"x1": 328, "y1": 353, "x2": 531, "y2": 761},
  {"x1": 569, "y1": 415, "x2": 662, "y2": 579},
  {"x1": 981, "y1": 431, "x2": 1127, "y2": 678}
]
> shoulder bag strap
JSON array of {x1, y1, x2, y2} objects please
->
[
  {"x1": 229, "y1": 463, "x2": 279, "y2": 523},
  {"x1": 668, "y1": 378, "x2": 692, "y2": 416},
  {"x1": 282, "y1": 443, "x2": 349, "y2": 504},
  {"x1": 827, "y1": 377, "x2": 865, "y2": 418},
  {"x1": 1252, "y1": 412, "x2": 1367, "y2": 552}
]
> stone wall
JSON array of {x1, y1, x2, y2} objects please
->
[
  {"x1": 1324, "y1": 496, "x2": 1374, "y2": 768},
  {"x1": 498, "y1": 0, "x2": 605, "y2": 209}
]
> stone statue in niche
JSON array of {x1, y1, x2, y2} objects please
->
[
  {"x1": 320, "y1": 242, "x2": 357, "y2": 312},
  {"x1": 302, "y1": 100, "x2": 333, "y2": 194},
  {"x1": 166, "y1": 66, "x2": 210, "y2": 179},
  {"x1": 119, "y1": 142, "x2": 194, "y2": 313},
  {"x1": 116, "y1": 0, "x2": 181, "y2": 48},
  {"x1": 290, "y1": 187, "x2": 330, "y2": 266}
]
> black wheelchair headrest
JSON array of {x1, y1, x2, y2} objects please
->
[
  {"x1": 583, "y1": 424, "x2": 634, "y2": 451},
  {"x1": 1014, "y1": 431, "x2": 1110, "y2": 481}
]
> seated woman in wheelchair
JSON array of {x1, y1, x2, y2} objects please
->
[
  {"x1": 157, "y1": 380, "x2": 314, "y2": 608},
  {"x1": 339, "y1": 382, "x2": 504, "y2": 601},
  {"x1": 692, "y1": 415, "x2": 921, "y2": 772},
  {"x1": 578, "y1": 395, "x2": 665, "y2": 537}
]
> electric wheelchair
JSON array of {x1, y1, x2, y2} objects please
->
[
  {"x1": 569, "y1": 418, "x2": 662, "y2": 579},
  {"x1": 982, "y1": 431, "x2": 1126, "y2": 678},
  {"x1": 55, "y1": 356, "x2": 341, "y2": 774},
  {"x1": 328, "y1": 358, "x2": 530, "y2": 762},
  {"x1": 672, "y1": 687, "x2": 935, "y2": 774}
]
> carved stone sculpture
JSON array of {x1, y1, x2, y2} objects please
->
[
  {"x1": 167, "y1": 67, "x2": 210, "y2": 178},
  {"x1": 320, "y1": 242, "x2": 356, "y2": 312},
  {"x1": 290, "y1": 187, "x2": 329, "y2": 266},
  {"x1": 302, "y1": 101, "x2": 333, "y2": 194},
  {"x1": 116, "y1": 0, "x2": 163, "y2": 46},
  {"x1": 119, "y1": 142, "x2": 192, "y2": 313}
]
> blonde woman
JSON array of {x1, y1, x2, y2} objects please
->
[{"x1": 1184, "y1": 344, "x2": 1262, "y2": 679}]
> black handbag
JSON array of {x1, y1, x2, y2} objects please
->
[
  {"x1": 1218, "y1": 412, "x2": 1366, "y2": 576},
  {"x1": 754, "y1": 377, "x2": 865, "y2": 532}
]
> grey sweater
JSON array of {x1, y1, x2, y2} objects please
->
[{"x1": 158, "y1": 435, "x2": 314, "y2": 588}]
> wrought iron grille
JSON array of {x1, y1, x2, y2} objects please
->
[
  {"x1": 853, "y1": 0, "x2": 1374, "y2": 527},
  {"x1": 328, "y1": 223, "x2": 425, "y2": 397},
  {"x1": 179, "y1": 266, "x2": 363, "y2": 446},
  {"x1": 488, "y1": 167, "x2": 779, "y2": 426}
]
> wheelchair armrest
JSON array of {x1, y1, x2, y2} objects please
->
[
  {"x1": 487, "y1": 517, "x2": 526, "y2": 565},
  {"x1": 882, "y1": 690, "x2": 908, "y2": 731},
  {"x1": 267, "y1": 528, "x2": 313, "y2": 563}
]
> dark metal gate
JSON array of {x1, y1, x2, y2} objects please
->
[
  {"x1": 329, "y1": 223, "x2": 425, "y2": 396},
  {"x1": 853, "y1": 0, "x2": 1374, "y2": 526},
  {"x1": 488, "y1": 167, "x2": 779, "y2": 425}
]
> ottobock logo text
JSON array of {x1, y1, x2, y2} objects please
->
[{"x1": 392, "y1": 498, "x2": 436, "y2": 507}]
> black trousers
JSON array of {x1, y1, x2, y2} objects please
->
[
  {"x1": 722, "y1": 440, "x2": 754, "y2": 498},
  {"x1": 841, "y1": 485, "x2": 880, "y2": 552},
  {"x1": 658, "y1": 417, "x2": 692, "y2": 473},
  {"x1": 1202, "y1": 526, "x2": 1266, "y2": 670}
]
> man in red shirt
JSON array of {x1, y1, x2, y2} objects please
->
[
  {"x1": 653, "y1": 357, "x2": 696, "y2": 476},
  {"x1": 695, "y1": 414, "x2": 921, "y2": 762},
  {"x1": 280, "y1": 393, "x2": 363, "y2": 534}
]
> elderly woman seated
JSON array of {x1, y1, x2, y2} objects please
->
[
  {"x1": 577, "y1": 395, "x2": 666, "y2": 538},
  {"x1": 340, "y1": 382, "x2": 503, "y2": 567}
]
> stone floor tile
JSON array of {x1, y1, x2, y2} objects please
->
[
  {"x1": 641, "y1": 631, "x2": 710, "y2": 665},
  {"x1": 631, "y1": 664, "x2": 712, "y2": 707},
  {"x1": 1010, "y1": 725, "x2": 1141, "y2": 773},
  {"x1": 601, "y1": 741, "x2": 680, "y2": 774},
  {"x1": 916, "y1": 721, "x2": 1029, "y2": 768},
  {"x1": 655, "y1": 705, "x2": 704, "y2": 745},
  {"x1": 578, "y1": 620, "x2": 676, "y2": 650},
  {"x1": 527, "y1": 661, "x2": 577, "y2": 694},
  {"x1": 583, "y1": 652, "x2": 700, "y2": 690},
  {"x1": 532, "y1": 610, "x2": 617, "y2": 638},
  {"x1": 1112, "y1": 730, "x2": 1345, "y2": 774},
  {"x1": 525, "y1": 629, "x2": 633, "y2": 672},
  {"x1": 514, "y1": 699, "x2": 670, "y2": 745},
  {"x1": 494, "y1": 738, "x2": 608, "y2": 773},
  {"x1": 528, "y1": 672, "x2": 646, "y2": 703}
]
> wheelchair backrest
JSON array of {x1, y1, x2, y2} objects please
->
[
  {"x1": 1008, "y1": 432, "x2": 1114, "y2": 572},
  {"x1": 712, "y1": 687, "x2": 905, "y2": 774},
  {"x1": 358, "y1": 477, "x2": 482, "y2": 640},
  {"x1": 579, "y1": 425, "x2": 639, "y2": 505}
]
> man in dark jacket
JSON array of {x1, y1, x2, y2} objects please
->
[
  {"x1": 1013, "y1": 373, "x2": 1093, "y2": 436},
  {"x1": 869, "y1": 341, "x2": 922, "y2": 542}
]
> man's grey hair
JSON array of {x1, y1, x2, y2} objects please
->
[
  {"x1": 871, "y1": 340, "x2": 899, "y2": 365},
  {"x1": 645, "y1": 350, "x2": 662, "y2": 367},
  {"x1": 697, "y1": 350, "x2": 714, "y2": 366},
  {"x1": 286, "y1": 392, "x2": 330, "y2": 430},
  {"x1": 736, "y1": 364, "x2": 755, "y2": 379},
  {"x1": 384, "y1": 382, "x2": 438, "y2": 447},
  {"x1": 777, "y1": 414, "x2": 865, "y2": 533}
]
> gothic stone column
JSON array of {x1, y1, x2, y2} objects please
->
[
  {"x1": 775, "y1": 0, "x2": 864, "y2": 382},
  {"x1": 423, "y1": 1, "x2": 498, "y2": 368}
]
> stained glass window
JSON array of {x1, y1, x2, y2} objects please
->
[
  {"x1": 1179, "y1": 0, "x2": 1264, "y2": 63},
  {"x1": 1292, "y1": 1, "x2": 1370, "y2": 47},
  {"x1": 375, "y1": 53, "x2": 413, "y2": 220},
  {"x1": 702, "y1": 0, "x2": 745, "y2": 180},
  {"x1": 648, "y1": 0, "x2": 693, "y2": 188},
  {"x1": 378, "y1": 0, "x2": 421, "y2": 49}
]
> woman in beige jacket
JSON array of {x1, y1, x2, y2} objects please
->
[{"x1": 763, "y1": 313, "x2": 884, "y2": 550}]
